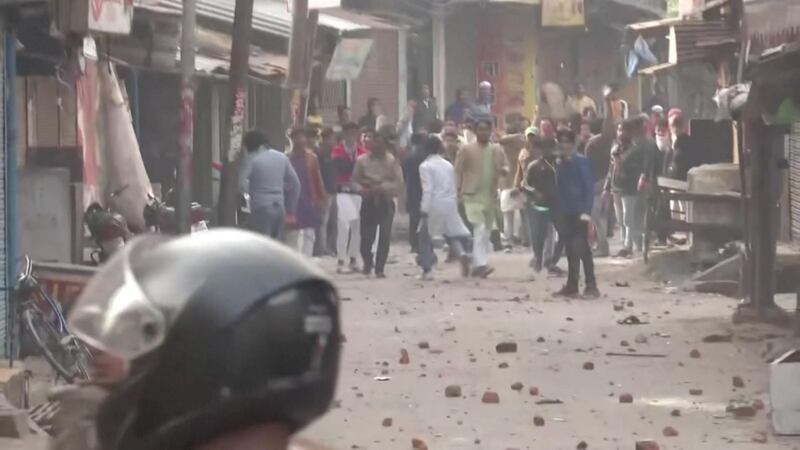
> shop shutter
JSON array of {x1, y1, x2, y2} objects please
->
[{"x1": 790, "y1": 122, "x2": 800, "y2": 244}]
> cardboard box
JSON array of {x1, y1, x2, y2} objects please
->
[{"x1": 771, "y1": 349, "x2": 800, "y2": 434}]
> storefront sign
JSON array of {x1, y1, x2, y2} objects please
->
[
  {"x1": 88, "y1": 0, "x2": 133, "y2": 34},
  {"x1": 326, "y1": 39, "x2": 373, "y2": 81},
  {"x1": 541, "y1": 0, "x2": 585, "y2": 27}
]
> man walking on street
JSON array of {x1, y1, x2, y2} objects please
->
[
  {"x1": 332, "y1": 122, "x2": 367, "y2": 273},
  {"x1": 315, "y1": 127, "x2": 338, "y2": 256},
  {"x1": 553, "y1": 128, "x2": 599, "y2": 298},
  {"x1": 584, "y1": 94, "x2": 617, "y2": 257},
  {"x1": 287, "y1": 128, "x2": 327, "y2": 258},
  {"x1": 522, "y1": 130, "x2": 559, "y2": 274},
  {"x1": 417, "y1": 135, "x2": 473, "y2": 280},
  {"x1": 499, "y1": 123, "x2": 528, "y2": 250},
  {"x1": 403, "y1": 127, "x2": 430, "y2": 253},
  {"x1": 353, "y1": 125, "x2": 405, "y2": 278},
  {"x1": 238, "y1": 130, "x2": 300, "y2": 240},
  {"x1": 455, "y1": 118, "x2": 509, "y2": 278},
  {"x1": 605, "y1": 119, "x2": 644, "y2": 257}
]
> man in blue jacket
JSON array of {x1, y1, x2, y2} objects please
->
[{"x1": 554, "y1": 128, "x2": 600, "y2": 298}]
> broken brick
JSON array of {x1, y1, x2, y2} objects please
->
[
  {"x1": 671, "y1": 409, "x2": 681, "y2": 417},
  {"x1": 511, "y1": 382, "x2": 524, "y2": 391},
  {"x1": 583, "y1": 362, "x2": 595, "y2": 370},
  {"x1": 382, "y1": 417, "x2": 393, "y2": 427},
  {"x1": 690, "y1": 349, "x2": 701, "y2": 359},
  {"x1": 733, "y1": 376, "x2": 745, "y2": 388},
  {"x1": 412, "y1": 438, "x2": 429, "y2": 450},
  {"x1": 417, "y1": 341, "x2": 430, "y2": 349},
  {"x1": 576, "y1": 441, "x2": 588, "y2": 450},
  {"x1": 529, "y1": 386, "x2": 540, "y2": 396},
  {"x1": 662, "y1": 426, "x2": 679, "y2": 437},
  {"x1": 689, "y1": 389, "x2": 703, "y2": 396},
  {"x1": 498, "y1": 362, "x2": 509, "y2": 369},
  {"x1": 635, "y1": 441, "x2": 661, "y2": 450},
  {"x1": 729, "y1": 405, "x2": 757, "y2": 418},
  {"x1": 753, "y1": 399, "x2": 765, "y2": 411},
  {"x1": 482, "y1": 391, "x2": 500, "y2": 404},
  {"x1": 399, "y1": 349, "x2": 410, "y2": 365},
  {"x1": 533, "y1": 415, "x2": 545, "y2": 426},
  {"x1": 619, "y1": 393, "x2": 634, "y2": 404}
]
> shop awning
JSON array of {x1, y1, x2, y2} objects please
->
[{"x1": 137, "y1": 0, "x2": 399, "y2": 38}]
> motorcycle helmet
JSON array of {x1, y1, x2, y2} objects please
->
[{"x1": 68, "y1": 229, "x2": 341, "y2": 450}]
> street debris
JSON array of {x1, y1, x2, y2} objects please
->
[
  {"x1": 689, "y1": 389, "x2": 703, "y2": 396},
  {"x1": 535, "y1": 398, "x2": 564, "y2": 405},
  {"x1": 498, "y1": 362, "x2": 509, "y2": 369},
  {"x1": 605, "y1": 352, "x2": 667, "y2": 358},
  {"x1": 733, "y1": 375, "x2": 745, "y2": 388},
  {"x1": 635, "y1": 440, "x2": 661, "y2": 450},
  {"x1": 618, "y1": 315, "x2": 648, "y2": 325},
  {"x1": 382, "y1": 417, "x2": 393, "y2": 427},
  {"x1": 411, "y1": 438, "x2": 428, "y2": 450},
  {"x1": 576, "y1": 441, "x2": 588, "y2": 450},
  {"x1": 727, "y1": 403, "x2": 757, "y2": 418},
  {"x1": 529, "y1": 386, "x2": 540, "y2": 396},
  {"x1": 496, "y1": 341, "x2": 518, "y2": 353},
  {"x1": 373, "y1": 376, "x2": 391, "y2": 381},
  {"x1": 615, "y1": 281, "x2": 630, "y2": 287},
  {"x1": 690, "y1": 349, "x2": 702, "y2": 358},
  {"x1": 445, "y1": 385, "x2": 462, "y2": 398},
  {"x1": 670, "y1": 409, "x2": 681, "y2": 417},
  {"x1": 635, "y1": 334, "x2": 648, "y2": 344},
  {"x1": 619, "y1": 393, "x2": 633, "y2": 403},
  {"x1": 511, "y1": 382, "x2": 524, "y2": 391},
  {"x1": 481, "y1": 391, "x2": 500, "y2": 404},
  {"x1": 533, "y1": 415, "x2": 545, "y2": 426},
  {"x1": 702, "y1": 333, "x2": 733, "y2": 343},
  {"x1": 417, "y1": 341, "x2": 430, "y2": 349},
  {"x1": 582, "y1": 362, "x2": 595, "y2": 370}
]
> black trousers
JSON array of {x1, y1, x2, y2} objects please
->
[
  {"x1": 562, "y1": 214, "x2": 597, "y2": 289},
  {"x1": 408, "y1": 209, "x2": 421, "y2": 252},
  {"x1": 548, "y1": 213, "x2": 566, "y2": 268},
  {"x1": 361, "y1": 199, "x2": 395, "y2": 274}
]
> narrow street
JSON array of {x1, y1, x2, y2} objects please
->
[{"x1": 303, "y1": 241, "x2": 799, "y2": 450}]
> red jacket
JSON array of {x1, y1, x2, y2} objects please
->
[{"x1": 331, "y1": 142, "x2": 367, "y2": 188}]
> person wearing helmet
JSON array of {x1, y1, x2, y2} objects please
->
[{"x1": 66, "y1": 229, "x2": 341, "y2": 450}]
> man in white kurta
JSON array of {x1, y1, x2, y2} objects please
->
[{"x1": 417, "y1": 135, "x2": 472, "y2": 280}]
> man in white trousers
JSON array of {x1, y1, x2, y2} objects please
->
[
  {"x1": 331, "y1": 122, "x2": 367, "y2": 273},
  {"x1": 455, "y1": 118, "x2": 509, "y2": 278}
]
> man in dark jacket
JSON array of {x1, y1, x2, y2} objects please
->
[
  {"x1": 523, "y1": 133, "x2": 559, "y2": 274},
  {"x1": 403, "y1": 129, "x2": 429, "y2": 252},
  {"x1": 553, "y1": 128, "x2": 598, "y2": 298},
  {"x1": 314, "y1": 127, "x2": 338, "y2": 256},
  {"x1": 414, "y1": 84, "x2": 439, "y2": 132}
]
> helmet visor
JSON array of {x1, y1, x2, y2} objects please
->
[{"x1": 68, "y1": 235, "x2": 171, "y2": 360}]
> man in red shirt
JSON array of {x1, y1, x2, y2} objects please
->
[{"x1": 331, "y1": 122, "x2": 368, "y2": 273}]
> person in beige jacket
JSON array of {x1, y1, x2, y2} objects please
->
[{"x1": 455, "y1": 118, "x2": 509, "y2": 277}]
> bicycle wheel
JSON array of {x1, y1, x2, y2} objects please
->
[{"x1": 23, "y1": 308, "x2": 85, "y2": 382}]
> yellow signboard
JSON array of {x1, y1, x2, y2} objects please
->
[{"x1": 541, "y1": 0, "x2": 585, "y2": 27}]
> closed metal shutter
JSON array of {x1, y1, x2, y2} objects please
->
[{"x1": 790, "y1": 122, "x2": 800, "y2": 244}]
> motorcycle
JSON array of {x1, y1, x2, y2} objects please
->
[
  {"x1": 144, "y1": 191, "x2": 212, "y2": 234},
  {"x1": 84, "y1": 186, "x2": 132, "y2": 264}
]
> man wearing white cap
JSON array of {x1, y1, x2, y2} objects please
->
[{"x1": 471, "y1": 81, "x2": 494, "y2": 121}]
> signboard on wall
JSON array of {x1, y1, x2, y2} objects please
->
[
  {"x1": 57, "y1": 0, "x2": 133, "y2": 35},
  {"x1": 326, "y1": 39, "x2": 374, "y2": 81},
  {"x1": 541, "y1": 0, "x2": 585, "y2": 27}
]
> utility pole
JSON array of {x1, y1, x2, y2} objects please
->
[
  {"x1": 176, "y1": 0, "x2": 196, "y2": 234},
  {"x1": 286, "y1": 0, "x2": 309, "y2": 128},
  {"x1": 218, "y1": 0, "x2": 255, "y2": 226}
]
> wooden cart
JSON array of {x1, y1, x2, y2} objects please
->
[{"x1": 643, "y1": 177, "x2": 742, "y2": 263}]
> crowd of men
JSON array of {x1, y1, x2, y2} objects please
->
[{"x1": 238, "y1": 80, "x2": 696, "y2": 298}]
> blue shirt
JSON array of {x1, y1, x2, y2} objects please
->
[{"x1": 556, "y1": 153, "x2": 594, "y2": 215}]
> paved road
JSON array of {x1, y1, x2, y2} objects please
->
[{"x1": 302, "y1": 246, "x2": 800, "y2": 450}]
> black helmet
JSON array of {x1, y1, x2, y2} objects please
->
[{"x1": 67, "y1": 229, "x2": 341, "y2": 450}]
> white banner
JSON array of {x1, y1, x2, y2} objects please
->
[{"x1": 326, "y1": 39, "x2": 374, "y2": 81}]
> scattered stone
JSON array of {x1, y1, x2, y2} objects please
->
[
  {"x1": 670, "y1": 409, "x2": 681, "y2": 417},
  {"x1": 753, "y1": 399, "x2": 765, "y2": 410},
  {"x1": 576, "y1": 441, "x2": 588, "y2": 450},
  {"x1": 511, "y1": 382, "x2": 524, "y2": 391},
  {"x1": 662, "y1": 426, "x2": 679, "y2": 437},
  {"x1": 445, "y1": 385, "x2": 462, "y2": 398},
  {"x1": 482, "y1": 391, "x2": 500, "y2": 404},
  {"x1": 733, "y1": 376, "x2": 745, "y2": 388},
  {"x1": 382, "y1": 417, "x2": 393, "y2": 427},
  {"x1": 635, "y1": 334, "x2": 648, "y2": 344},
  {"x1": 689, "y1": 349, "x2": 701, "y2": 359},
  {"x1": 399, "y1": 349, "x2": 410, "y2": 365},
  {"x1": 498, "y1": 362, "x2": 509, "y2": 369},
  {"x1": 496, "y1": 342, "x2": 518, "y2": 353},
  {"x1": 619, "y1": 393, "x2": 634, "y2": 404},
  {"x1": 476, "y1": 306, "x2": 483, "y2": 311},
  {"x1": 613, "y1": 304, "x2": 625, "y2": 311},
  {"x1": 444, "y1": 326, "x2": 456, "y2": 332},
  {"x1": 417, "y1": 341, "x2": 430, "y2": 349},
  {"x1": 635, "y1": 440, "x2": 661, "y2": 450},
  {"x1": 689, "y1": 389, "x2": 703, "y2": 396},
  {"x1": 411, "y1": 438, "x2": 428, "y2": 450},
  {"x1": 615, "y1": 281, "x2": 630, "y2": 287},
  {"x1": 529, "y1": 386, "x2": 540, "y2": 396},
  {"x1": 583, "y1": 362, "x2": 595, "y2": 370},
  {"x1": 533, "y1": 415, "x2": 545, "y2": 426},
  {"x1": 626, "y1": 301, "x2": 635, "y2": 307},
  {"x1": 566, "y1": 317, "x2": 574, "y2": 322},
  {"x1": 537, "y1": 336, "x2": 546, "y2": 343},
  {"x1": 535, "y1": 398, "x2": 564, "y2": 405},
  {"x1": 620, "y1": 340, "x2": 630, "y2": 347}
]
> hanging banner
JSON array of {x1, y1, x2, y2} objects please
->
[
  {"x1": 326, "y1": 38, "x2": 373, "y2": 81},
  {"x1": 541, "y1": 0, "x2": 585, "y2": 27}
]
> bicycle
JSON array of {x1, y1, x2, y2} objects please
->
[{"x1": 14, "y1": 256, "x2": 92, "y2": 383}]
